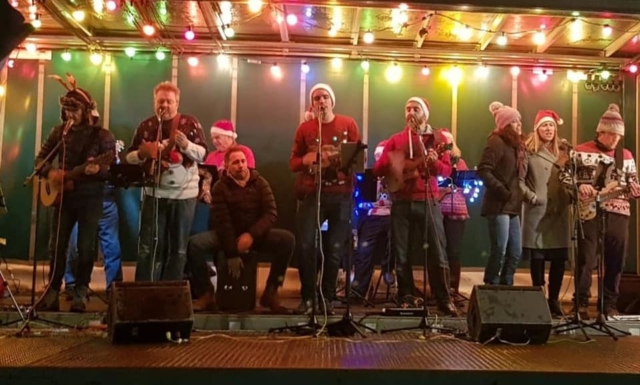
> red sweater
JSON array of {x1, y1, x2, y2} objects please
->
[
  {"x1": 374, "y1": 128, "x2": 452, "y2": 201},
  {"x1": 289, "y1": 114, "x2": 360, "y2": 199}
]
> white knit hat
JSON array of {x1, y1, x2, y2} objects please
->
[{"x1": 304, "y1": 83, "x2": 335, "y2": 121}]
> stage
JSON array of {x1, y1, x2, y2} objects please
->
[
  {"x1": 1, "y1": 264, "x2": 640, "y2": 384},
  {"x1": 0, "y1": 330, "x2": 640, "y2": 385}
]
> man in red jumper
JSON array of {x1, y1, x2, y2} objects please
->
[
  {"x1": 289, "y1": 83, "x2": 361, "y2": 315},
  {"x1": 559, "y1": 104, "x2": 640, "y2": 318},
  {"x1": 374, "y1": 97, "x2": 457, "y2": 315}
]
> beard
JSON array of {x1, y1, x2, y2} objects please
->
[{"x1": 230, "y1": 169, "x2": 249, "y2": 181}]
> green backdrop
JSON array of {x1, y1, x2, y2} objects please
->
[{"x1": 0, "y1": 52, "x2": 637, "y2": 274}]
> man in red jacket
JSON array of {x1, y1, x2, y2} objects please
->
[
  {"x1": 186, "y1": 146, "x2": 294, "y2": 312},
  {"x1": 374, "y1": 97, "x2": 456, "y2": 315},
  {"x1": 289, "y1": 83, "x2": 360, "y2": 315}
]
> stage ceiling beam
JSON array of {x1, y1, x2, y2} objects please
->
[
  {"x1": 25, "y1": 34, "x2": 628, "y2": 68},
  {"x1": 536, "y1": 18, "x2": 572, "y2": 53},
  {"x1": 414, "y1": 14, "x2": 432, "y2": 49},
  {"x1": 198, "y1": 1, "x2": 225, "y2": 47},
  {"x1": 201, "y1": 2, "x2": 228, "y2": 41},
  {"x1": 603, "y1": 23, "x2": 640, "y2": 57},
  {"x1": 350, "y1": 8, "x2": 362, "y2": 45},
  {"x1": 272, "y1": 4, "x2": 290, "y2": 42},
  {"x1": 269, "y1": 0, "x2": 640, "y2": 18},
  {"x1": 478, "y1": 14, "x2": 506, "y2": 51},
  {"x1": 42, "y1": 0, "x2": 96, "y2": 47}
]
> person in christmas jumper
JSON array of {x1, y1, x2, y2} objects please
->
[
  {"x1": 520, "y1": 110, "x2": 572, "y2": 317},
  {"x1": 373, "y1": 97, "x2": 457, "y2": 316},
  {"x1": 558, "y1": 104, "x2": 640, "y2": 318},
  {"x1": 477, "y1": 101, "x2": 526, "y2": 286},
  {"x1": 351, "y1": 140, "x2": 395, "y2": 299},
  {"x1": 437, "y1": 130, "x2": 469, "y2": 297},
  {"x1": 289, "y1": 83, "x2": 360, "y2": 315},
  {"x1": 35, "y1": 74, "x2": 115, "y2": 312},
  {"x1": 125, "y1": 81, "x2": 208, "y2": 282}
]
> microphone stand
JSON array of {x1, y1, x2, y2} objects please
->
[
  {"x1": 12, "y1": 119, "x2": 76, "y2": 332},
  {"x1": 382, "y1": 127, "x2": 456, "y2": 336},
  {"x1": 325, "y1": 141, "x2": 377, "y2": 337},
  {"x1": 148, "y1": 110, "x2": 163, "y2": 282},
  {"x1": 269, "y1": 109, "x2": 325, "y2": 336}
]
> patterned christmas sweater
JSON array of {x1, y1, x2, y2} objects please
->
[
  {"x1": 558, "y1": 140, "x2": 639, "y2": 217},
  {"x1": 368, "y1": 179, "x2": 392, "y2": 216}
]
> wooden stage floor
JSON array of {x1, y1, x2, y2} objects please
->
[
  {"x1": 2, "y1": 263, "x2": 640, "y2": 384},
  {"x1": 0, "y1": 330, "x2": 639, "y2": 385}
]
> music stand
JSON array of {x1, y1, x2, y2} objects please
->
[{"x1": 109, "y1": 164, "x2": 147, "y2": 189}]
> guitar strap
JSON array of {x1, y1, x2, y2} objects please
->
[{"x1": 615, "y1": 144, "x2": 624, "y2": 183}]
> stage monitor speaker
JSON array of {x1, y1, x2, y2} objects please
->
[
  {"x1": 107, "y1": 281, "x2": 194, "y2": 344},
  {"x1": 467, "y1": 285, "x2": 552, "y2": 345}
]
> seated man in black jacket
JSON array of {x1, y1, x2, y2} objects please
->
[{"x1": 186, "y1": 146, "x2": 294, "y2": 312}]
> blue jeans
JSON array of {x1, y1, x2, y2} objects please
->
[
  {"x1": 135, "y1": 196, "x2": 197, "y2": 282},
  {"x1": 483, "y1": 214, "x2": 522, "y2": 285},
  {"x1": 297, "y1": 193, "x2": 351, "y2": 302},
  {"x1": 65, "y1": 200, "x2": 123, "y2": 290}
]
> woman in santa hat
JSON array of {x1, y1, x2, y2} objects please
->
[
  {"x1": 199, "y1": 120, "x2": 256, "y2": 204},
  {"x1": 520, "y1": 110, "x2": 571, "y2": 317}
]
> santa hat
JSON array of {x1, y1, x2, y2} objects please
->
[
  {"x1": 406, "y1": 97, "x2": 430, "y2": 122},
  {"x1": 304, "y1": 83, "x2": 336, "y2": 121},
  {"x1": 596, "y1": 103, "x2": 625, "y2": 136},
  {"x1": 489, "y1": 101, "x2": 520, "y2": 130},
  {"x1": 374, "y1": 140, "x2": 388, "y2": 158},
  {"x1": 534, "y1": 110, "x2": 563, "y2": 131},
  {"x1": 210, "y1": 120, "x2": 237, "y2": 139},
  {"x1": 49, "y1": 72, "x2": 100, "y2": 125}
]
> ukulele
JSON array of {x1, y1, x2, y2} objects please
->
[
  {"x1": 40, "y1": 151, "x2": 115, "y2": 207},
  {"x1": 142, "y1": 113, "x2": 182, "y2": 185}
]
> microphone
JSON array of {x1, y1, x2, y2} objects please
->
[
  {"x1": 63, "y1": 119, "x2": 74, "y2": 136},
  {"x1": 157, "y1": 107, "x2": 165, "y2": 119},
  {"x1": 560, "y1": 139, "x2": 574, "y2": 149}
]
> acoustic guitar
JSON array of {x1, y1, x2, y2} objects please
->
[
  {"x1": 386, "y1": 142, "x2": 452, "y2": 193},
  {"x1": 40, "y1": 151, "x2": 115, "y2": 207},
  {"x1": 578, "y1": 181, "x2": 629, "y2": 221}
]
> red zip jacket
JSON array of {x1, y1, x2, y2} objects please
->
[{"x1": 374, "y1": 127, "x2": 452, "y2": 201}]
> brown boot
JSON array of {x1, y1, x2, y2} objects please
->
[
  {"x1": 192, "y1": 290, "x2": 216, "y2": 312},
  {"x1": 260, "y1": 285, "x2": 288, "y2": 313}
]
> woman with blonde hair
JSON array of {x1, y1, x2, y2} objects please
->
[{"x1": 520, "y1": 110, "x2": 571, "y2": 317}]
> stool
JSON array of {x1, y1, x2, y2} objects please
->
[{"x1": 216, "y1": 252, "x2": 258, "y2": 312}]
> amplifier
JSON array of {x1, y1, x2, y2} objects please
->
[{"x1": 107, "y1": 281, "x2": 194, "y2": 344}]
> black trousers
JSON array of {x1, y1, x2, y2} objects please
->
[
  {"x1": 574, "y1": 212, "x2": 628, "y2": 308},
  {"x1": 526, "y1": 248, "x2": 568, "y2": 301}
]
